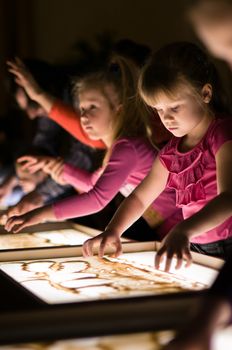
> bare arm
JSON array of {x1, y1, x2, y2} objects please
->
[
  {"x1": 155, "y1": 141, "x2": 232, "y2": 272},
  {"x1": 175, "y1": 141, "x2": 232, "y2": 237},
  {"x1": 83, "y1": 158, "x2": 169, "y2": 257}
]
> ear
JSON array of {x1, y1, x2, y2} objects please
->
[
  {"x1": 115, "y1": 104, "x2": 123, "y2": 114},
  {"x1": 201, "y1": 83, "x2": 213, "y2": 103}
]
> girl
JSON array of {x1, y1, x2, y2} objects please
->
[
  {"x1": 5, "y1": 56, "x2": 182, "y2": 240},
  {"x1": 162, "y1": 5, "x2": 232, "y2": 350},
  {"x1": 82, "y1": 42, "x2": 232, "y2": 270}
]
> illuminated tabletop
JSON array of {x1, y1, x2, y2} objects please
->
[
  {"x1": 0, "y1": 240, "x2": 223, "y2": 344},
  {"x1": 0, "y1": 327, "x2": 231, "y2": 350}
]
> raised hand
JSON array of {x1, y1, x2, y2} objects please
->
[
  {"x1": 155, "y1": 228, "x2": 192, "y2": 272},
  {"x1": 82, "y1": 229, "x2": 122, "y2": 258},
  {"x1": 7, "y1": 58, "x2": 43, "y2": 101},
  {"x1": 17, "y1": 155, "x2": 54, "y2": 174},
  {"x1": 43, "y1": 157, "x2": 66, "y2": 185}
]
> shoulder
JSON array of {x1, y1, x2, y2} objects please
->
[
  {"x1": 207, "y1": 116, "x2": 232, "y2": 155},
  {"x1": 112, "y1": 137, "x2": 152, "y2": 153},
  {"x1": 111, "y1": 137, "x2": 155, "y2": 164}
]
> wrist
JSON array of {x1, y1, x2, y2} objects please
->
[
  {"x1": 175, "y1": 220, "x2": 195, "y2": 239},
  {"x1": 105, "y1": 225, "x2": 122, "y2": 237},
  {"x1": 36, "y1": 205, "x2": 55, "y2": 223}
]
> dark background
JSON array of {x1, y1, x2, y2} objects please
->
[
  {"x1": 0, "y1": 0, "x2": 198, "y2": 113},
  {"x1": 0, "y1": 0, "x2": 231, "y2": 115}
]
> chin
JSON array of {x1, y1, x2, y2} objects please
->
[{"x1": 87, "y1": 134, "x2": 100, "y2": 140}]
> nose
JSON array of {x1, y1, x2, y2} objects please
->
[
  {"x1": 162, "y1": 111, "x2": 175, "y2": 121},
  {"x1": 80, "y1": 113, "x2": 89, "y2": 125}
]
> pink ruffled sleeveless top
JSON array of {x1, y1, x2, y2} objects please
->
[{"x1": 159, "y1": 117, "x2": 232, "y2": 244}]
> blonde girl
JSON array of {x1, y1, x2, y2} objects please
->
[
  {"x1": 5, "y1": 56, "x2": 182, "y2": 239},
  {"x1": 82, "y1": 42, "x2": 232, "y2": 270}
]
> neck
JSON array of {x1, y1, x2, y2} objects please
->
[
  {"x1": 102, "y1": 134, "x2": 114, "y2": 148},
  {"x1": 183, "y1": 112, "x2": 215, "y2": 151}
]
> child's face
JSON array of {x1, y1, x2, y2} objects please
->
[
  {"x1": 79, "y1": 88, "x2": 117, "y2": 145},
  {"x1": 151, "y1": 86, "x2": 210, "y2": 138}
]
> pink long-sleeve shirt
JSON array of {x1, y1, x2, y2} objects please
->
[{"x1": 53, "y1": 137, "x2": 182, "y2": 235}]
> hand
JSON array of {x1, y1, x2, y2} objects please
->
[
  {"x1": 43, "y1": 157, "x2": 66, "y2": 185},
  {"x1": 155, "y1": 227, "x2": 192, "y2": 272},
  {"x1": 82, "y1": 229, "x2": 122, "y2": 258},
  {"x1": 6, "y1": 191, "x2": 44, "y2": 218},
  {"x1": 7, "y1": 58, "x2": 43, "y2": 101},
  {"x1": 4, "y1": 205, "x2": 55, "y2": 233},
  {"x1": 17, "y1": 155, "x2": 54, "y2": 174},
  {"x1": 16, "y1": 162, "x2": 47, "y2": 193}
]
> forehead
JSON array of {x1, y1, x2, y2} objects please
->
[
  {"x1": 150, "y1": 85, "x2": 194, "y2": 108},
  {"x1": 78, "y1": 89, "x2": 107, "y2": 103}
]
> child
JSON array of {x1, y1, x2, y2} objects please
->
[
  {"x1": 162, "y1": 3, "x2": 232, "y2": 350},
  {"x1": 4, "y1": 56, "x2": 182, "y2": 240},
  {"x1": 82, "y1": 42, "x2": 232, "y2": 269}
]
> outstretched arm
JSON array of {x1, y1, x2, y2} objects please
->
[
  {"x1": 82, "y1": 158, "x2": 168, "y2": 257},
  {"x1": 4, "y1": 205, "x2": 56, "y2": 232}
]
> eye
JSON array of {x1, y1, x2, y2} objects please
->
[
  {"x1": 155, "y1": 108, "x2": 163, "y2": 115},
  {"x1": 89, "y1": 104, "x2": 96, "y2": 110},
  {"x1": 171, "y1": 106, "x2": 179, "y2": 113}
]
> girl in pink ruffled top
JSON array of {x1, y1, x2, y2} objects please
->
[
  {"x1": 83, "y1": 42, "x2": 232, "y2": 270},
  {"x1": 4, "y1": 56, "x2": 182, "y2": 238}
]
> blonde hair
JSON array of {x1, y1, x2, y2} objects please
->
[
  {"x1": 138, "y1": 42, "x2": 230, "y2": 115},
  {"x1": 73, "y1": 55, "x2": 153, "y2": 145}
]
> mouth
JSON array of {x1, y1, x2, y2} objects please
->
[
  {"x1": 82, "y1": 125, "x2": 93, "y2": 132},
  {"x1": 166, "y1": 126, "x2": 178, "y2": 131}
]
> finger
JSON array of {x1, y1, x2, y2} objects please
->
[
  {"x1": 184, "y1": 249, "x2": 193, "y2": 267},
  {"x1": 0, "y1": 214, "x2": 8, "y2": 226},
  {"x1": 17, "y1": 156, "x2": 35, "y2": 163},
  {"x1": 7, "y1": 67, "x2": 20, "y2": 76},
  {"x1": 155, "y1": 246, "x2": 166, "y2": 269},
  {"x1": 5, "y1": 217, "x2": 24, "y2": 232},
  {"x1": 11, "y1": 222, "x2": 27, "y2": 234},
  {"x1": 82, "y1": 239, "x2": 95, "y2": 257},
  {"x1": 50, "y1": 159, "x2": 63, "y2": 173},
  {"x1": 164, "y1": 256, "x2": 173, "y2": 273},
  {"x1": 44, "y1": 159, "x2": 57, "y2": 173},
  {"x1": 6, "y1": 60, "x2": 15, "y2": 68},
  {"x1": 53, "y1": 167, "x2": 64, "y2": 183},
  {"x1": 175, "y1": 252, "x2": 183, "y2": 270},
  {"x1": 99, "y1": 237, "x2": 108, "y2": 258},
  {"x1": 114, "y1": 241, "x2": 122, "y2": 257},
  {"x1": 51, "y1": 163, "x2": 62, "y2": 177}
]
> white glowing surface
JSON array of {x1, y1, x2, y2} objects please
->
[
  {"x1": 120, "y1": 251, "x2": 218, "y2": 286},
  {"x1": 0, "y1": 327, "x2": 231, "y2": 350},
  {"x1": 212, "y1": 325, "x2": 232, "y2": 350},
  {"x1": 0, "y1": 331, "x2": 173, "y2": 349},
  {"x1": 0, "y1": 229, "x2": 91, "y2": 249},
  {"x1": 0, "y1": 251, "x2": 218, "y2": 304}
]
